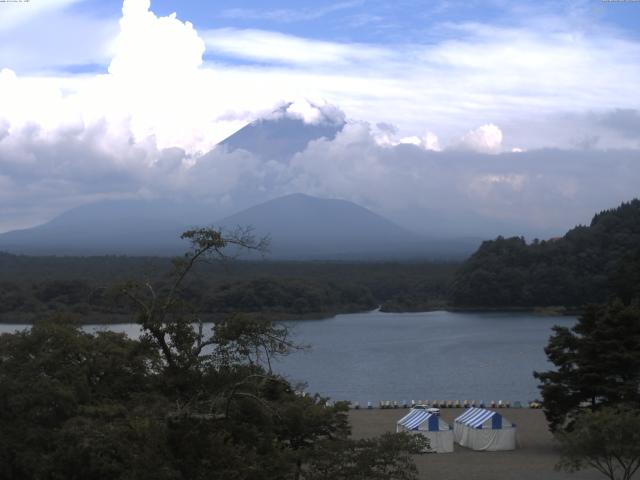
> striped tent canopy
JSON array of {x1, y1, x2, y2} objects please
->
[
  {"x1": 397, "y1": 409, "x2": 440, "y2": 431},
  {"x1": 397, "y1": 408, "x2": 455, "y2": 453},
  {"x1": 455, "y1": 408, "x2": 504, "y2": 429}
]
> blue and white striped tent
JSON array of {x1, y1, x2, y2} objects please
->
[
  {"x1": 455, "y1": 407, "x2": 505, "y2": 429},
  {"x1": 396, "y1": 409, "x2": 454, "y2": 453},
  {"x1": 454, "y1": 408, "x2": 517, "y2": 451}
]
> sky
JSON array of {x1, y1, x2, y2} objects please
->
[{"x1": 0, "y1": 0, "x2": 639, "y2": 236}]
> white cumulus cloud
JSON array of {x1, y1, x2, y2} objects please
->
[
  {"x1": 372, "y1": 123, "x2": 441, "y2": 151},
  {"x1": 263, "y1": 99, "x2": 346, "y2": 126},
  {"x1": 455, "y1": 124, "x2": 503, "y2": 154}
]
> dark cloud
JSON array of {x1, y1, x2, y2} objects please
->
[
  {"x1": 376, "y1": 122, "x2": 398, "y2": 134},
  {"x1": 597, "y1": 109, "x2": 640, "y2": 139}
]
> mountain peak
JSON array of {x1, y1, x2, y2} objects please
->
[
  {"x1": 219, "y1": 102, "x2": 345, "y2": 161},
  {"x1": 217, "y1": 193, "x2": 418, "y2": 259},
  {"x1": 269, "y1": 100, "x2": 346, "y2": 127}
]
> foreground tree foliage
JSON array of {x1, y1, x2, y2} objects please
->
[
  {"x1": 302, "y1": 433, "x2": 428, "y2": 480},
  {"x1": 534, "y1": 301, "x2": 640, "y2": 431},
  {"x1": 530, "y1": 213, "x2": 640, "y2": 478},
  {"x1": 556, "y1": 407, "x2": 640, "y2": 480},
  {"x1": 0, "y1": 228, "x2": 424, "y2": 479}
]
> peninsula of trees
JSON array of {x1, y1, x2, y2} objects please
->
[{"x1": 451, "y1": 199, "x2": 640, "y2": 308}]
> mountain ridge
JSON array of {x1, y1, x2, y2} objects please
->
[
  {"x1": 215, "y1": 193, "x2": 424, "y2": 260},
  {"x1": 0, "y1": 193, "x2": 478, "y2": 259}
]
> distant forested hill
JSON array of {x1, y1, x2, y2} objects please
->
[{"x1": 451, "y1": 199, "x2": 640, "y2": 308}]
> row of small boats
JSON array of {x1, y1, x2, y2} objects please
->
[{"x1": 350, "y1": 399, "x2": 543, "y2": 409}]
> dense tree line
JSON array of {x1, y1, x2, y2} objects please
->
[
  {"x1": 0, "y1": 277, "x2": 377, "y2": 320},
  {"x1": 0, "y1": 257, "x2": 457, "y2": 321},
  {"x1": 379, "y1": 276, "x2": 449, "y2": 312},
  {"x1": 205, "y1": 278, "x2": 375, "y2": 315},
  {"x1": 451, "y1": 199, "x2": 640, "y2": 308}
]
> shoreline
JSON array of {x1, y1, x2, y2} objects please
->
[{"x1": 0, "y1": 306, "x2": 580, "y2": 325}]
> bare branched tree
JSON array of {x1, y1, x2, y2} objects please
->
[{"x1": 121, "y1": 226, "x2": 274, "y2": 371}]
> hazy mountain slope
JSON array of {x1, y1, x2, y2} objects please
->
[
  {"x1": 217, "y1": 193, "x2": 473, "y2": 259},
  {"x1": 0, "y1": 200, "x2": 210, "y2": 256},
  {"x1": 0, "y1": 193, "x2": 477, "y2": 259},
  {"x1": 219, "y1": 116, "x2": 343, "y2": 160}
]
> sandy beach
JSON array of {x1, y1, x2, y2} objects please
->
[{"x1": 349, "y1": 408, "x2": 607, "y2": 480}]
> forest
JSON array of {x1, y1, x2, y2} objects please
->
[
  {"x1": 450, "y1": 199, "x2": 640, "y2": 308},
  {"x1": 0, "y1": 254, "x2": 456, "y2": 323}
]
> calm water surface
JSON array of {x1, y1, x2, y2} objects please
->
[
  {"x1": 0, "y1": 310, "x2": 574, "y2": 404},
  {"x1": 277, "y1": 310, "x2": 575, "y2": 404}
]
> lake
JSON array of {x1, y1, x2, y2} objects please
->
[
  {"x1": 0, "y1": 310, "x2": 574, "y2": 405},
  {"x1": 276, "y1": 310, "x2": 574, "y2": 404}
]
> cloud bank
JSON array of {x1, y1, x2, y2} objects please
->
[
  {"x1": 2, "y1": 110, "x2": 638, "y2": 239},
  {"x1": 0, "y1": 0, "x2": 639, "y2": 238}
]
